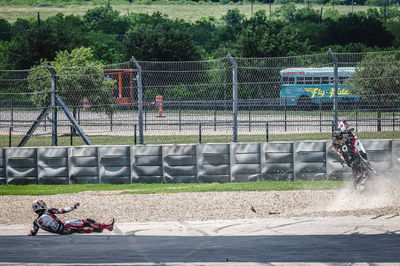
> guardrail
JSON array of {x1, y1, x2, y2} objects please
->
[{"x1": 1, "y1": 140, "x2": 398, "y2": 185}]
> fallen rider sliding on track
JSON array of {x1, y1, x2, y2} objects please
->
[{"x1": 29, "y1": 199, "x2": 114, "y2": 236}]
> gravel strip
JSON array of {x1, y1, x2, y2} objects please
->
[{"x1": 1, "y1": 178, "x2": 400, "y2": 225}]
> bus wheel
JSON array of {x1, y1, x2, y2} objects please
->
[{"x1": 297, "y1": 96, "x2": 314, "y2": 110}]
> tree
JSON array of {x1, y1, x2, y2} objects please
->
[
  {"x1": 323, "y1": 13, "x2": 394, "y2": 48},
  {"x1": 349, "y1": 53, "x2": 400, "y2": 98},
  {"x1": 123, "y1": 12, "x2": 200, "y2": 61},
  {"x1": 5, "y1": 14, "x2": 86, "y2": 69},
  {"x1": 221, "y1": 9, "x2": 245, "y2": 25},
  {"x1": 27, "y1": 47, "x2": 115, "y2": 115},
  {"x1": 0, "y1": 18, "x2": 12, "y2": 41},
  {"x1": 83, "y1": 31, "x2": 124, "y2": 63},
  {"x1": 235, "y1": 11, "x2": 310, "y2": 57},
  {"x1": 83, "y1": 5, "x2": 129, "y2": 36},
  {"x1": 189, "y1": 17, "x2": 219, "y2": 54}
]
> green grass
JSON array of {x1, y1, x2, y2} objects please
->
[
  {"x1": 0, "y1": 181, "x2": 345, "y2": 195},
  {"x1": 1, "y1": 130, "x2": 399, "y2": 147},
  {"x1": 0, "y1": 3, "x2": 376, "y2": 22}
]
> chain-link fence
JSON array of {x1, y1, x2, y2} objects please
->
[{"x1": 1, "y1": 51, "x2": 399, "y2": 147}]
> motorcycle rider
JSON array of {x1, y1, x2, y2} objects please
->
[
  {"x1": 29, "y1": 199, "x2": 114, "y2": 236},
  {"x1": 332, "y1": 120, "x2": 373, "y2": 188},
  {"x1": 332, "y1": 120, "x2": 357, "y2": 167}
]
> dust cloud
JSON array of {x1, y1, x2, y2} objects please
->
[{"x1": 326, "y1": 174, "x2": 400, "y2": 212}]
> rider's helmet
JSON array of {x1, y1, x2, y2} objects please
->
[{"x1": 32, "y1": 199, "x2": 47, "y2": 213}]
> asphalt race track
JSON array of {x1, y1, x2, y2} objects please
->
[{"x1": 0, "y1": 216, "x2": 400, "y2": 265}]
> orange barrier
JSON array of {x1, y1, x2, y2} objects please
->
[{"x1": 155, "y1": 95, "x2": 165, "y2": 117}]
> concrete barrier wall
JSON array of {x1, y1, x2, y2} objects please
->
[
  {"x1": 131, "y1": 145, "x2": 163, "y2": 183},
  {"x1": 69, "y1": 146, "x2": 99, "y2": 184},
  {"x1": 99, "y1": 146, "x2": 130, "y2": 184},
  {"x1": 393, "y1": 141, "x2": 400, "y2": 174},
  {"x1": 1, "y1": 140, "x2": 399, "y2": 185},
  {"x1": 6, "y1": 148, "x2": 37, "y2": 185},
  {"x1": 294, "y1": 142, "x2": 326, "y2": 181},
  {"x1": 38, "y1": 147, "x2": 69, "y2": 184},
  {"x1": 262, "y1": 142, "x2": 294, "y2": 181},
  {"x1": 231, "y1": 143, "x2": 261, "y2": 182},
  {"x1": 163, "y1": 144, "x2": 197, "y2": 183},
  {"x1": 0, "y1": 148, "x2": 5, "y2": 185},
  {"x1": 197, "y1": 144, "x2": 230, "y2": 183}
]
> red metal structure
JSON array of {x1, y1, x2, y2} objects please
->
[{"x1": 104, "y1": 69, "x2": 135, "y2": 108}]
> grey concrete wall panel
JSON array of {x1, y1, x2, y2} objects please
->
[
  {"x1": 131, "y1": 146, "x2": 163, "y2": 183},
  {"x1": 262, "y1": 143, "x2": 294, "y2": 181},
  {"x1": 98, "y1": 146, "x2": 130, "y2": 184},
  {"x1": 69, "y1": 147, "x2": 99, "y2": 184},
  {"x1": 71, "y1": 147, "x2": 97, "y2": 157},
  {"x1": 197, "y1": 144, "x2": 230, "y2": 183},
  {"x1": 230, "y1": 143, "x2": 261, "y2": 182},
  {"x1": 362, "y1": 140, "x2": 392, "y2": 174},
  {"x1": 6, "y1": 148, "x2": 37, "y2": 184},
  {"x1": 70, "y1": 157, "x2": 97, "y2": 167},
  {"x1": 163, "y1": 145, "x2": 197, "y2": 183},
  {"x1": 265, "y1": 153, "x2": 293, "y2": 163},
  {"x1": 0, "y1": 149, "x2": 4, "y2": 185},
  {"x1": 294, "y1": 142, "x2": 326, "y2": 181},
  {"x1": 37, "y1": 147, "x2": 69, "y2": 185},
  {"x1": 393, "y1": 141, "x2": 400, "y2": 175}
]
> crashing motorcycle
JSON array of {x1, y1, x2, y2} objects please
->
[{"x1": 331, "y1": 120, "x2": 376, "y2": 191}]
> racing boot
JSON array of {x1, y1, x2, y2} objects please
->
[
  {"x1": 106, "y1": 218, "x2": 115, "y2": 231},
  {"x1": 99, "y1": 218, "x2": 114, "y2": 231}
]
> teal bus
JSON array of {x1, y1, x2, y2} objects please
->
[{"x1": 279, "y1": 67, "x2": 359, "y2": 107}]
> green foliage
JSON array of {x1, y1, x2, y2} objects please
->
[
  {"x1": 221, "y1": 8, "x2": 245, "y2": 25},
  {"x1": 323, "y1": 13, "x2": 394, "y2": 48},
  {"x1": 0, "y1": 3, "x2": 398, "y2": 72},
  {"x1": 272, "y1": 4, "x2": 321, "y2": 23},
  {"x1": 365, "y1": 0, "x2": 398, "y2": 6},
  {"x1": 27, "y1": 47, "x2": 116, "y2": 114},
  {"x1": 386, "y1": 21, "x2": 400, "y2": 48},
  {"x1": 189, "y1": 17, "x2": 219, "y2": 54},
  {"x1": 4, "y1": 13, "x2": 86, "y2": 69},
  {"x1": 349, "y1": 53, "x2": 400, "y2": 97},
  {"x1": 83, "y1": 5, "x2": 130, "y2": 36},
  {"x1": 83, "y1": 30, "x2": 124, "y2": 63},
  {"x1": 0, "y1": 18, "x2": 12, "y2": 41},
  {"x1": 123, "y1": 12, "x2": 201, "y2": 61},
  {"x1": 323, "y1": 8, "x2": 341, "y2": 20},
  {"x1": 0, "y1": 41, "x2": 9, "y2": 69},
  {"x1": 235, "y1": 10, "x2": 310, "y2": 57}
]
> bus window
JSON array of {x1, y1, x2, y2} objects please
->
[
  {"x1": 339, "y1": 76, "x2": 348, "y2": 84},
  {"x1": 283, "y1": 77, "x2": 295, "y2": 84},
  {"x1": 297, "y1": 77, "x2": 305, "y2": 84},
  {"x1": 305, "y1": 77, "x2": 313, "y2": 84},
  {"x1": 321, "y1": 77, "x2": 330, "y2": 84},
  {"x1": 313, "y1": 77, "x2": 321, "y2": 84}
]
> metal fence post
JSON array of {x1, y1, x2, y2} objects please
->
[
  {"x1": 131, "y1": 57, "x2": 144, "y2": 145},
  {"x1": 227, "y1": 53, "x2": 238, "y2": 143},
  {"x1": 199, "y1": 123, "x2": 202, "y2": 143},
  {"x1": 10, "y1": 98, "x2": 14, "y2": 131},
  {"x1": 47, "y1": 65, "x2": 58, "y2": 146},
  {"x1": 328, "y1": 49, "x2": 339, "y2": 132},
  {"x1": 8, "y1": 126, "x2": 12, "y2": 147}
]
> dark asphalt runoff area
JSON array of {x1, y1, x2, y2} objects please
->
[{"x1": 0, "y1": 216, "x2": 399, "y2": 265}]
